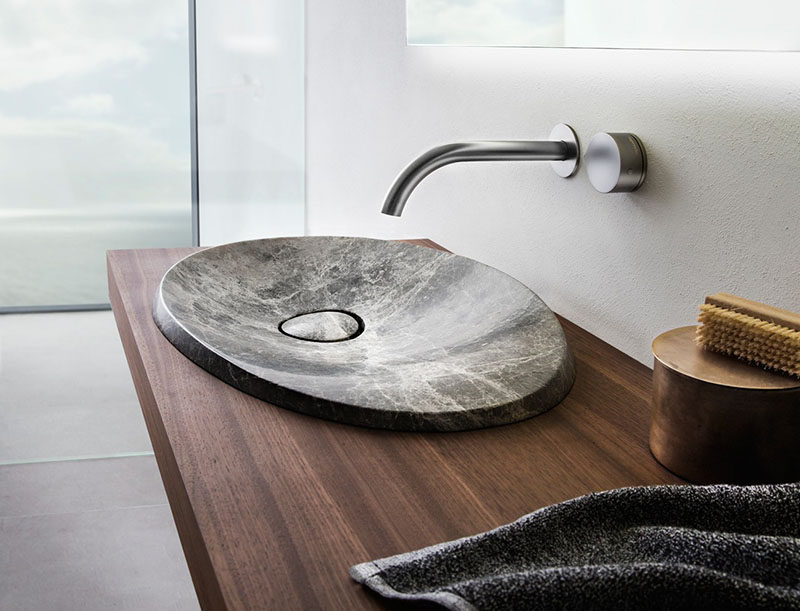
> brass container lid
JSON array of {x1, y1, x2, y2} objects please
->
[{"x1": 652, "y1": 326, "x2": 800, "y2": 391}]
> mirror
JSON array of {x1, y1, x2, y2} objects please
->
[{"x1": 407, "y1": 0, "x2": 800, "y2": 51}]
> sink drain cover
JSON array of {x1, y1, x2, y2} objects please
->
[{"x1": 279, "y1": 310, "x2": 364, "y2": 342}]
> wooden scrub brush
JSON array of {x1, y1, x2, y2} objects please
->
[{"x1": 697, "y1": 292, "x2": 800, "y2": 378}]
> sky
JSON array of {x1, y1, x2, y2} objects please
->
[{"x1": 0, "y1": 0, "x2": 191, "y2": 214}]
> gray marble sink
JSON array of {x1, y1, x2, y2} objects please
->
[{"x1": 153, "y1": 237, "x2": 575, "y2": 431}]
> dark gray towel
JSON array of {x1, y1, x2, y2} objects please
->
[{"x1": 350, "y1": 483, "x2": 800, "y2": 610}]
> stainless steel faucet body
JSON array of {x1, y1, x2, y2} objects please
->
[{"x1": 381, "y1": 125, "x2": 580, "y2": 217}]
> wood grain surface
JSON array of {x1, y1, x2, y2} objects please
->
[{"x1": 108, "y1": 239, "x2": 683, "y2": 610}]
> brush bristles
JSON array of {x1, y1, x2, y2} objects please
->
[{"x1": 697, "y1": 303, "x2": 800, "y2": 378}]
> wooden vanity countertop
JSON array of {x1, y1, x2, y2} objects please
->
[{"x1": 108, "y1": 239, "x2": 682, "y2": 610}]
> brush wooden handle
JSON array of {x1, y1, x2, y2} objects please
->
[{"x1": 705, "y1": 292, "x2": 800, "y2": 332}]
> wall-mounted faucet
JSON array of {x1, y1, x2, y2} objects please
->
[
  {"x1": 381, "y1": 123, "x2": 580, "y2": 217},
  {"x1": 381, "y1": 124, "x2": 648, "y2": 216}
]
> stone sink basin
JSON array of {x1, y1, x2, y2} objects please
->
[{"x1": 153, "y1": 237, "x2": 575, "y2": 431}]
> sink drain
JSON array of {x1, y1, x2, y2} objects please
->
[{"x1": 278, "y1": 310, "x2": 364, "y2": 343}]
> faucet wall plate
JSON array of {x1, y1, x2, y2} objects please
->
[
  {"x1": 585, "y1": 132, "x2": 647, "y2": 193},
  {"x1": 548, "y1": 123, "x2": 580, "y2": 178}
]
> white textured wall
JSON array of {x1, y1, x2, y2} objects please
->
[{"x1": 305, "y1": 0, "x2": 800, "y2": 366}]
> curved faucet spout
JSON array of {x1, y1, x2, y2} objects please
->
[{"x1": 381, "y1": 128, "x2": 579, "y2": 217}]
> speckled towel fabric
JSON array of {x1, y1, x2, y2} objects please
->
[{"x1": 350, "y1": 484, "x2": 800, "y2": 610}]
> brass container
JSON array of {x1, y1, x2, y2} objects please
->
[{"x1": 650, "y1": 326, "x2": 800, "y2": 484}]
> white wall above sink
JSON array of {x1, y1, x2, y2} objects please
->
[{"x1": 304, "y1": 0, "x2": 800, "y2": 366}]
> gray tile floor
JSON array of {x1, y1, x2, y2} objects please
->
[{"x1": 0, "y1": 311, "x2": 199, "y2": 610}]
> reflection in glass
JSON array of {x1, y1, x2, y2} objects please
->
[
  {"x1": 408, "y1": 0, "x2": 564, "y2": 47},
  {"x1": 407, "y1": 0, "x2": 800, "y2": 51}
]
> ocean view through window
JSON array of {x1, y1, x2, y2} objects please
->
[{"x1": 0, "y1": 0, "x2": 193, "y2": 309}]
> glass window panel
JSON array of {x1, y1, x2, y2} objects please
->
[
  {"x1": 195, "y1": 0, "x2": 305, "y2": 245},
  {"x1": 0, "y1": 0, "x2": 192, "y2": 309}
]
